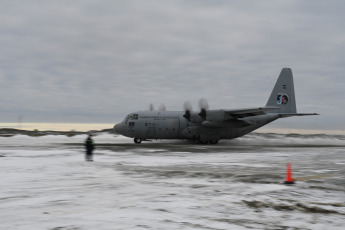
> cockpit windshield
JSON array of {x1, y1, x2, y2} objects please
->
[
  {"x1": 122, "y1": 113, "x2": 138, "y2": 124},
  {"x1": 129, "y1": 114, "x2": 138, "y2": 120},
  {"x1": 123, "y1": 115, "x2": 129, "y2": 123}
]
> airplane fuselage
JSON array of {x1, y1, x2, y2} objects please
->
[{"x1": 114, "y1": 111, "x2": 280, "y2": 143}]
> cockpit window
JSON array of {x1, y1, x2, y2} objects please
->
[
  {"x1": 123, "y1": 115, "x2": 129, "y2": 124},
  {"x1": 129, "y1": 114, "x2": 138, "y2": 120}
]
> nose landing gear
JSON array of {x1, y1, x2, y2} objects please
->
[{"x1": 134, "y1": 138, "x2": 142, "y2": 144}]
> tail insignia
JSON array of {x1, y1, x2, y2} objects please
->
[{"x1": 277, "y1": 94, "x2": 289, "y2": 105}]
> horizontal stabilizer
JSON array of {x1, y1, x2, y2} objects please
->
[{"x1": 278, "y1": 113, "x2": 319, "y2": 118}]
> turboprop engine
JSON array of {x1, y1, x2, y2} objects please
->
[{"x1": 183, "y1": 99, "x2": 210, "y2": 123}]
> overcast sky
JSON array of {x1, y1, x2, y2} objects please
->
[{"x1": 1, "y1": 0, "x2": 344, "y2": 131}]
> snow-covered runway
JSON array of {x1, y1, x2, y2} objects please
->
[{"x1": 1, "y1": 133, "x2": 344, "y2": 229}]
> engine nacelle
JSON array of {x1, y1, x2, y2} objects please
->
[
  {"x1": 189, "y1": 112, "x2": 204, "y2": 123},
  {"x1": 183, "y1": 110, "x2": 205, "y2": 123}
]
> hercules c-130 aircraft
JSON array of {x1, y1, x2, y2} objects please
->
[{"x1": 114, "y1": 68, "x2": 318, "y2": 144}]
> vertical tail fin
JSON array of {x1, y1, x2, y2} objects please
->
[{"x1": 266, "y1": 68, "x2": 297, "y2": 113}]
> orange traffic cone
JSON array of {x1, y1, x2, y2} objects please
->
[{"x1": 284, "y1": 162, "x2": 295, "y2": 184}]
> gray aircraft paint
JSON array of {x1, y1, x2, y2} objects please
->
[{"x1": 114, "y1": 68, "x2": 318, "y2": 144}]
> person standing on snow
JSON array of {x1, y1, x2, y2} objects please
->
[{"x1": 85, "y1": 134, "x2": 94, "y2": 161}]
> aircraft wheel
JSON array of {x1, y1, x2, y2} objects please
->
[
  {"x1": 209, "y1": 140, "x2": 219, "y2": 144},
  {"x1": 134, "y1": 138, "x2": 142, "y2": 144}
]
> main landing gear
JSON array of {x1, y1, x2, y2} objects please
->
[
  {"x1": 134, "y1": 137, "x2": 142, "y2": 144},
  {"x1": 209, "y1": 140, "x2": 219, "y2": 144}
]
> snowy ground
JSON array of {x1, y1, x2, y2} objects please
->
[{"x1": 1, "y1": 133, "x2": 345, "y2": 230}]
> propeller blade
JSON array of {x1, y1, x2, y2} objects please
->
[
  {"x1": 198, "y1": 98, "x2": 209, "y2": 110},
  {"x1": 199, "y1": 109, "x2": 206, "y2": 119},
  {"x1": 183, "y1": 101, "x2": 192, "y2": 121},
  {"x1": 159, "y1": 103, "x2": 166, "y2": 111},
  {"x1": 149, "y1": 103, "x2": 154, "y2": 111},
  {"x1": 183, "y1": 101, "x2": 193, "y2": 111},
  {"x1": 183, "y1": 110, "x2": 191, "y2": 121},
  {"x1": 198, "y1": 98, "x2": 209, "y2": 119}
]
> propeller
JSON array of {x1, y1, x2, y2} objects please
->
[
  {"x1": 198, "y1": 98, "x2": 209, "y2": 119},
  {"x1": 183, "y1": 101, "x2": 193, "y2": 121},
  {"x1": 159, "y1": 103, "x2": 166, "y2": 111},
  {"x1": 184, "y1": 101, "x2": 193, "y2": 111},
  {"x1": 183, "y1": 99, "x2": 209, "y2": 121}
]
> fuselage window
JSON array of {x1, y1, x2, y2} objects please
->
[{"x1": 129, "y1": 122, "x2": 135, "y2": 127}]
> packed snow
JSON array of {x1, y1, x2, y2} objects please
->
[{"x1": 1, "y1": 132, "x2": 344, "y2": 229}]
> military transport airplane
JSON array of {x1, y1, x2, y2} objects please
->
[{"x1": 114, "y1": 68, "x2": 318, "y2": 144}]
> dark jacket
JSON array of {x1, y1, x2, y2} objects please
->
[{"x1": 85, "y1": 137, "x2": 94, "y2": 153}]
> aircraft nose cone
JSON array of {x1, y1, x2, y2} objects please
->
[{"x1": 114, "y1": 123, "x2": 126, "y2": 135}]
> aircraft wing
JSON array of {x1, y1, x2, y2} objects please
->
[{"x1": 224, "y1": 106, "x2": 281, "y2": 118}]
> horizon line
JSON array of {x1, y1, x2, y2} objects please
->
[{"x1": 0, "y1": 122, "x2": 344, "y2": 135}]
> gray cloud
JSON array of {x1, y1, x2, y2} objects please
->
[{"x1": 0, "y1": 0, "x2": 344, "y2": 131}]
